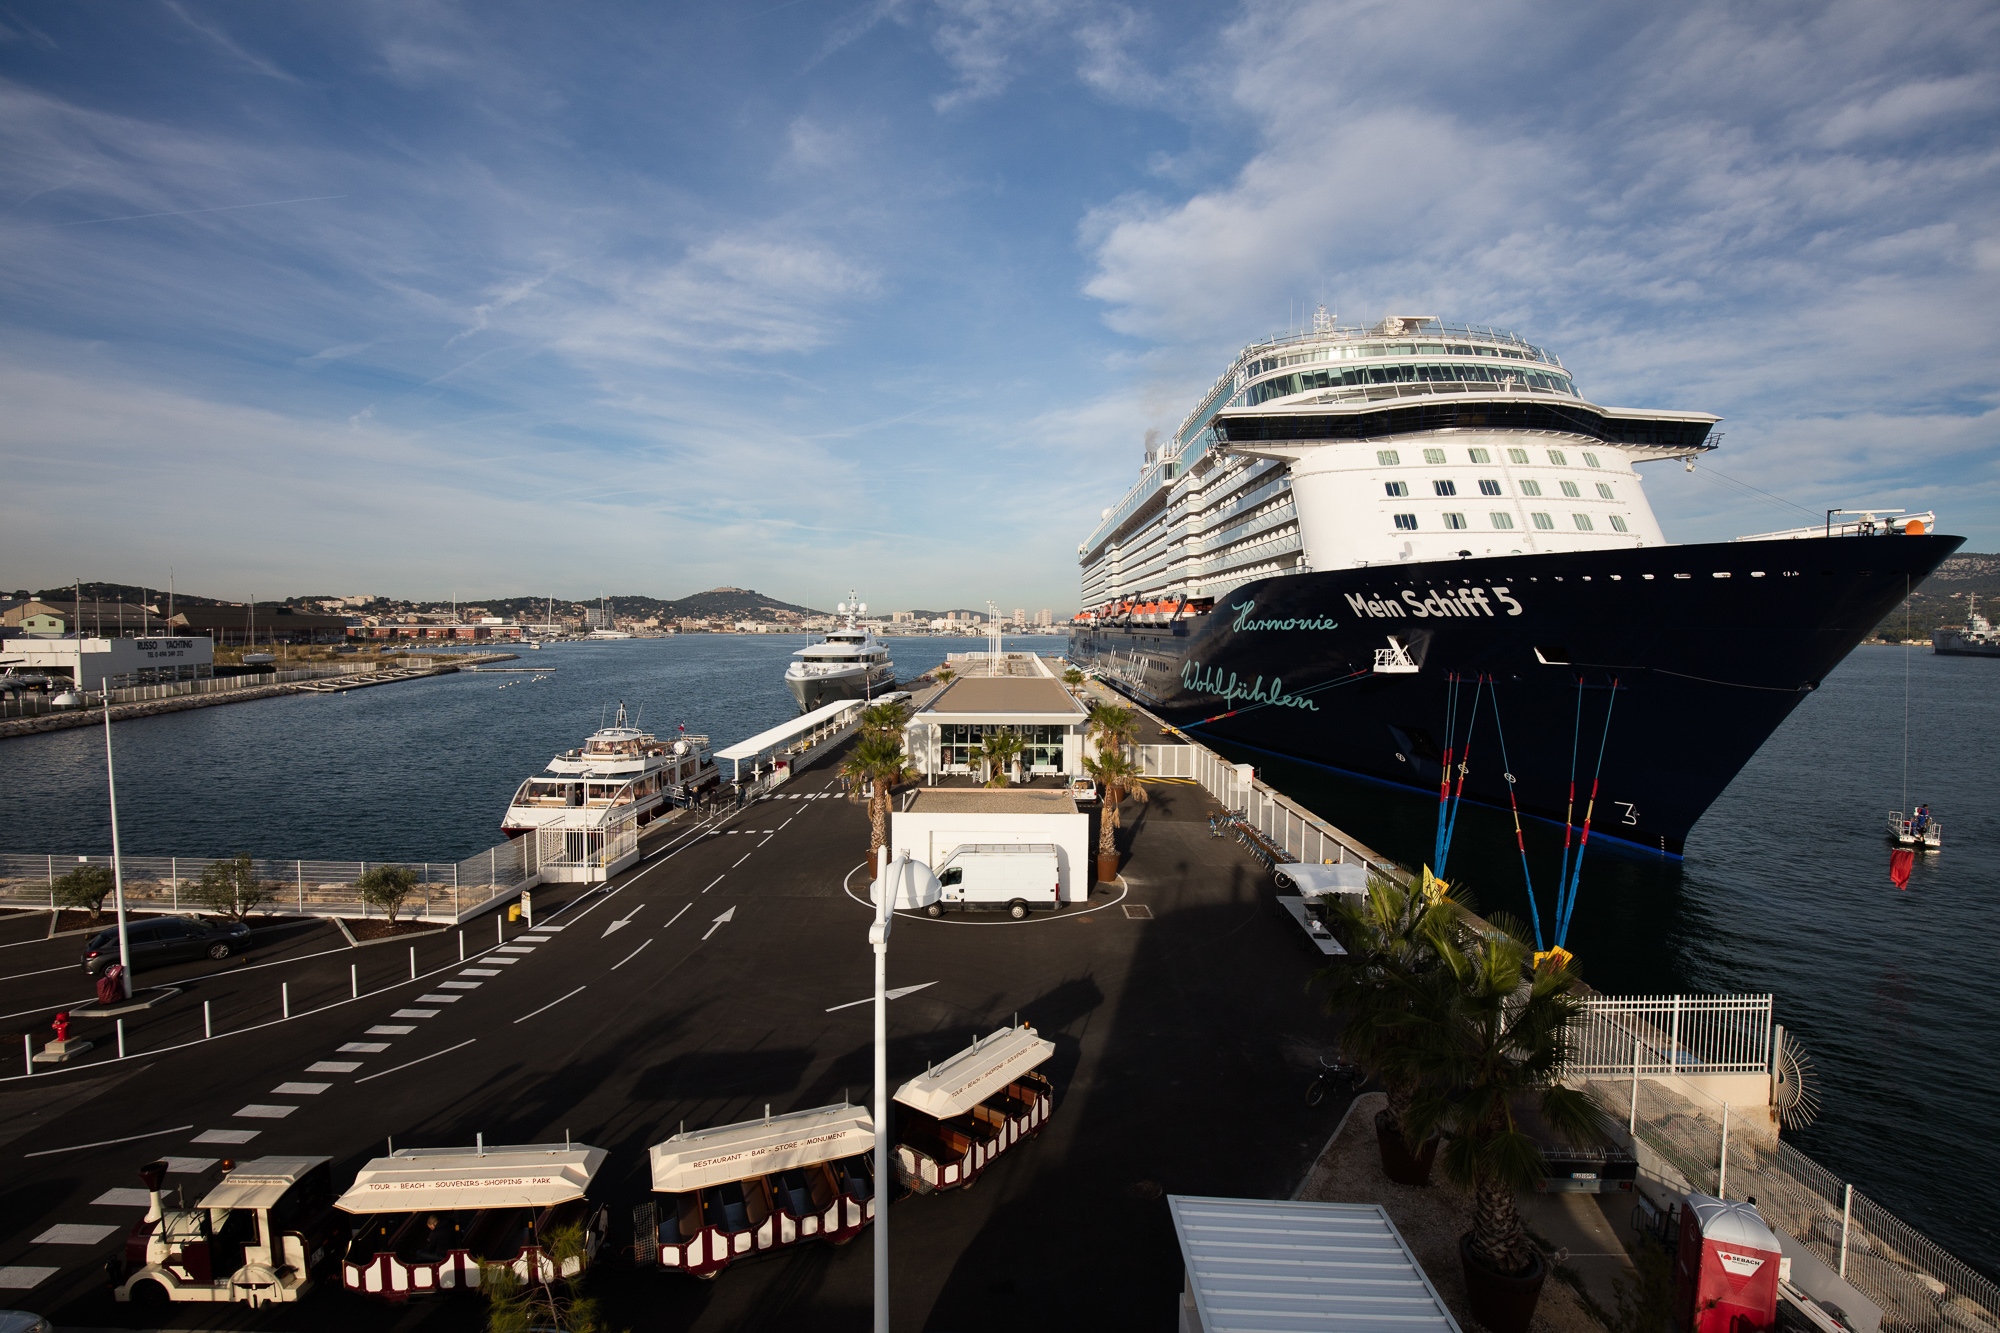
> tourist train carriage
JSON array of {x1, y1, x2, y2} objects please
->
[
  {"x1": 637, "y1": 1103, "x2": 877, "y2": 1279},
  {"x1": 334, "y1": 1141, "x2": 608, "y2": 1301},
  {"x1": 111, "y1": 1156, "x2": 342, "y2": 1307},
  {"x1": 893, "y1": 1024, "x2": 1056, "y2": 1194}
]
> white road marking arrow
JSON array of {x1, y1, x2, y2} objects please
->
[
  {"x1": 701, "y1": 906, "x2": 736, "y2": 941},
  {"x1": 825, "y1": 981, "x2": 938, "y2": 1013},
  {"x1": 601, "y1": 903, "x2": 647, "y2": 938}
]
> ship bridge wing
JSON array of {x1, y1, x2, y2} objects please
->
[{"x1": 1213, "y1": 393, "x2": 1719, "y2": 456}]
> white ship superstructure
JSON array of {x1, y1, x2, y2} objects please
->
[
  {"x1": 1078, "y1": 313, "x2": 1718, "y2": 608},
  {"x1": 785, "y1": 594, "x2": 896, "y2": 712}
]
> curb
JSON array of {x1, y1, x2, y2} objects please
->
[
  {"x1": 332, "y1": 918, "x2": 452, "y2": 949},
  {"x1": 1290, "y1": 1089, "x2": 1383, "y2": 1201}
]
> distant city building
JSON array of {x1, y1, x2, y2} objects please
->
[
  {"x1": 1036, "y1": 609, "x2": 1053, "y2": 626},
  {"x1": 891, "y1": 611, "x2": 913, "y2": 623},
  {"x1": 583, "y1": 607, "x2": 611, "y2": 629},
  {"x1": 357, "y1": 622, "x2": 524, "y2": 642},
  {"x1": 1013, "y1": 608, "x2": 1026, "y2": 625}
]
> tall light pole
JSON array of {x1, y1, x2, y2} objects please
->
[
  {"x1": 102, "y1": 678, "x2": 133, "y2": 999},
  {"x1": 869, "y1": 846, "x2": 940, "y2": 1333}
]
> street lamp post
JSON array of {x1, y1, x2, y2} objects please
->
[
  {"x1": 102, "y1": 677, "x2": 133, "y2": 999},
  {"x1": 868, "y1": 845, "x2": 941, "y2": 1333}
]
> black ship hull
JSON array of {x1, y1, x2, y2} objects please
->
[{"x1": 1070, "y1": 534, "x2": 1962, "y2": 856}]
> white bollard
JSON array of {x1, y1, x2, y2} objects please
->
[
  {"x1": 117, "y1": 1019, "x2": 126, "y2": 1060},
  {"x1": 458, "y1": 931, "x2": 465, "y2": 962},
  {"x1": 409, "y1": 946, "x2": 416, "y2": 980},
  {"x1": 22, "y1": 1032, "x2": 31, "y2": 1076},
  {"x1": 351, "y1": 963, "x2": 358, "y2": 999},
  {"x1": 283, "y1": 983, "x2": 290, "y2": 1019},
  {"x1": 204, "y1": 1001, "x2": 212, "y2": 1040},
  {"x1": 497, "y1": 913, "x2": 504, "y2": 945}
]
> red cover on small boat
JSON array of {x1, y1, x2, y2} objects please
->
[{"x1": 1890, "y1": 848, "x2": 1914, "y2": 890}]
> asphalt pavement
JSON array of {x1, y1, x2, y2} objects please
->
[{"x1": 0, "y1": 759, "x2": 1358, "y2": 1331}]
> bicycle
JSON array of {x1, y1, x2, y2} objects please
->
[{"x1": 1305, "y1": 1056, "x2": 1363, "y2": 1107}]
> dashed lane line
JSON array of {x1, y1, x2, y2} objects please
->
[
  {"x1": 758, "y1": 835, "x2": 773, "y2": 847},
  {"x1": 513, "y1": 986, "x2": 586, "y2": 1024},
  {"x1": 610, "y1": 939, "x2": 652, "y2": 970},
  {"x1": 662, "y1": 904, "x2": 691, "y2": 930},
  {"x1": 24, "y1": 1126, "x2": 195, "y2": 1159},
  {"x1": 352, "y1": 1038, "x2": 477, "y2": 1085},
  {"x1": 702, "y1": 876, "x2": 724, "y2": 893},
  {"x1": 733, "y1": 853, "x2": 752, "y2": 867}
]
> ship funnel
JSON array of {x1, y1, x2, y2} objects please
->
[{"x1": 139, "y1": 1159, "x2": 169, "y2": 1223}]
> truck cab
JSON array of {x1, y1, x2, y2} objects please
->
[
  {"x1": 927, "y1": 844, "x2": 1061, "y2": 919},
  {"x1": 113, "y1": 1156, "x2": 338, "y2": 1308}
]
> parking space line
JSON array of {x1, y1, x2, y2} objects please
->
[{"x1": 0, "y1": 964, "x2": 76, "y2": 983}]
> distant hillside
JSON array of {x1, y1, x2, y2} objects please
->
[
  {"x1": 27, "y1": 581, "x2": 232, "y2": 607},
  {"x1": 1870, "y1": 552, "x2": 2000, "y2": 641}
]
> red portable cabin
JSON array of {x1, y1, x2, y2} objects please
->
[
  {"x1": 335, "y1": 1142, "x2": 609, "y2": 1301},
  {"x1": 640, "y1": 1103, "x2": 876, "y2": 1279},
  {"x1": 1674, "y1": 1194, "x2": 1786, "y2": 1333},
  {"x1": 893, "y1": 1024, "x2": 1056, "y2": 1194}
]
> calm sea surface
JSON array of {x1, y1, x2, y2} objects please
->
[{"x1": 2, "y1": 636, "x2": 1991, "y2": 1273}]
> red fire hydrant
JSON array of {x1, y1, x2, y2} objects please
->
[{"x1": 52, "y1": 1011, "x2": 71, "y2": 1044}]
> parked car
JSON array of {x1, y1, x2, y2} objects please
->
[{"x1": 81, "y1": 916, "x2": 251, "y2": 976}]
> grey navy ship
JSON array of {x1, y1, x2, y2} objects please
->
[
  {"x1": 1068, "y1": 312, "x2": 1963, "y2": 855},
  {"x1": 1932, "y1": 594, "x2": 2000, "y2": 658}
]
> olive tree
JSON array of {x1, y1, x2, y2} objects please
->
[
  {"x1": 190, "y1": 852, "x2": 275, "y2": 922},
  {"x1": 356, "y1": 864, "x2": 421, "y2": 924},
  {"x1": 51, "y1": 864, "x2": 116, "y2": 921}
]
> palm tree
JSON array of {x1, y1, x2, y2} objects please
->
[
  {"x1": 1086, "y1": 701, "x2": 1138, "y2": 757},
  {"x1": 935, "y1": 665, "x2": 956, "y2": 687},
  {"x1": 841, "y1": 732, "x2": 916, "y2": 862},
  {"x1": 1313, "y1": 875, "x2": 1463, "y2": 1180},
  {"x1": 860, "y1": 700, "x2": 910, "y2": 739},
  {"x1": 978, "y1": 728, "x2": 1024, "y2": 786},
  {"x1": 1081, "y1": 749, "x2": 1148, "y2": 874},
  {"x1": 1061, "y1": 667, "x2": 1085, "y2": 694},
  {"x1": 1400, "y1": 916, "x2": 1607, "y2": 1317}
]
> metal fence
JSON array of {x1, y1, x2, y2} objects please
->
[
  {"x1": 0, "y1": 665, "x2": 387, "y2": 719},
  {"x1": 0, "y1": 842, "x2": 532, "y2": 923},
  {"x1": 1137, "y1": 741, "x2": 1404, "y2": 881},
  {"x1": 1590, "y1": 1072, "x2": 2000, "y2": 1333},
  {"x1": 1570, "y1": 993, "x2": 1776, "y2": 1075}
]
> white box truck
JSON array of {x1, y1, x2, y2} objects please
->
[{"x1": 926, "y1": 844, "x2": 1060, "y2": 919}]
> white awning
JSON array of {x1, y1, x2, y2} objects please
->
[
  {"x1": 1169, "y1": 1196, "x2": 1463, "y2": 1333},
  {"x1": 334, "y1": 1143, "x2": 606, "y2": 1215},
  {"x1": 893, "y1": 1025, "x2": 1054, "y2": 1120},
  {"x1": 715, "y1": 698, "x2": 863, "y2": 763},
  {"x1": 650, "y1": 1104, "x2": 874, "y2": 1194},
  {"x1": 1278, "y1": 863, "x2": 1372, "y2": 897},
  {"x1": 199, "y1": 1157, "x2": 330, "y2": 1212}
]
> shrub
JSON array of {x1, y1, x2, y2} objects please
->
[
  {"x1": 52, "y1": 864, "x2": 116, "y2": 920},
  {"x1": 356, "y1": 865, "x2": 420, "y2": 924},
  {"x1": 189, "y1": 852, "x2": 275, "y2": 922}
]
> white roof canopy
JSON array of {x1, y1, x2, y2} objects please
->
[
  {"x1": 715, "y1": 696, "x2": 864, "y2": 763},
  {"x1": 650, "y1": 1104, "x2": 874, "y2": 1194},
  {"x1": 334, "y1": 1143, "x2": 606, "y2": 1215},
  {"x1": 1169, "y1": 1196, "x2": 1463, "y2": 1333},
  {"x1": 894, "y1": 1025, "x2": 1054, "y2": 1120},
  {"x1": 199, "y1": 1157, "x2": 330, "y2": 1212},
  {"x1": 1279, "y1": 863, "x2": 1372, "y2": 897}
]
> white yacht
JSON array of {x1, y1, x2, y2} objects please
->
[
  {"x1": 785, "y1": 594, "x2": 896, "y2": 711},
  {"x1": 501, "y1": 705, "x2": 718, "y2": 854}
]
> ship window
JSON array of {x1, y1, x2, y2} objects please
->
[
  {"x1": 1467, "y1": 447, "x2": 1491, "y2": 463},
  {"x1": 1478, "y1": 479, "x2": 1502, "y2": 496},
  {"x1": 1547, "y1": 449, "x2": 1568, "y2": 465},
  {"x1": 1596, "y1": 483, "x2": 1614, "y2": 499},
  {"x1": 1377, "y1": 450, "x2": 1401, "y2": 466},
  {"x1": 1384, "y1": 481, "x2": 1408, "y2": 497},
  {"x1": 1490, "y1": 512, "x2": 1515, "y2": 530},
  {"x1": 1442, "y1": 513, "x2": 1468, "y2": 530},
  {"x1": 1508, "y1": 448, "x2": 1530, "y2": 464},
  {"x1": 1519, "y1": 480, "x2": 1542, "y2": 496},
  {"x1": 1423, "y1": 448, "x2": 1447, "y2": 464},
  {"x1": 1610, "y1": 516, "x2": 1630, "y2": 532},
  {"x1": 1531, "y1": 512, "x2": 1555, "y2": 530},
  {"x1": 1433, "y1": 480, "x2": 1457, "y2": 497},
  {"x1": 1560, "y1": 481, "x2": 1581, "y2": 498},
  {"x1": 1393, "y1": 514, "x2": 1419, "y2": 530},
  {"x1": 1573, "y1": 513, "x2": 1595, "y2": 531},
  {"x1": 1583, "y1": 452, "x2": 1601, "y2": 467}
]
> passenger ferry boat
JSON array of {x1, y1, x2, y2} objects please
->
[
  {"x1": 1069, "y1": 312, "x2": 1964, "y2": 855},
  {"x1": 501, "y1": 707, "x2": 717, "y2": 877},
  {"x1": 784, "y1": 594, "x2": 895, "y2": 712}
]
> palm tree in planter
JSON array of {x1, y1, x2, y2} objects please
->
[
  {"x1": 860, "y1": 700, "x2": 910, "y2": 740},
  {"x1": 1400, "y1": 918, "x2": 1608, "y2": 1333},
  {"x1": 1086, "y1": 701, "x2": 1138, "y2": 757},
  {"x1": 1080, "y1": 749, "x2": 1148, "y2": 882},
  {"x1": 1061, "y1": 667, "x2": 1085, "y2": 694},
  {"x1": 978, "y1": 729, "x2": 1024, "y2": 786},
  {"x1": 841, "y1": 732, "x2": 917, "y2": 863},
  {"x1": 1314, "y1": 874, "x2": 1462, "y2": 1185}
]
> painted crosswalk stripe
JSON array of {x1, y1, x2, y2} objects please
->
[
  {"x1": 35, "y1": 1223, "x2": 118, "y2": 1244},
  {"x1": 392, "y1": 1009, "x2": 439, "y2": 1019},
  {"x1": 440, "y1": 981, "x2": 481, "y2": 990},
  {"x1": 518, "y1": 935, "x2": 551, "y2": 942},
  {"x1": 163, "y1": 1156, "x2": 218, "y2": 1172},
  {"x1": 366, "y1": 1025, "x2": 416, "y2": 1035},
  {"x1": 0, "y1": 1267, "x2": 59, "y2": 1289},
  {"x1": 272, "y1": 1083, "x2": 330, "y2": 1096},
  {"x1": 307, "y1": 1060, "x2": 362, "y2": 1073},
  {"x1": 460, "y1": 968, "x2": 501, "y2": 976},
  {"x1": 192, "y1": 1129, "x2": 260, "y2": 1145},
  {"x1": 339, "y1": 1042, "x2": 391, "y2": 1053},
  {"x1": 233, "y1": 1104, "x2": 297, "y2": 1119},
  {"x1": 484, "y1": 956, "x2": 519, "y2": 965},
  {"x1": 497, "y1": 946, "x2": 535, "y2": 954},
  {"x1": 417, "y1": 994, "x2": 461, "y2": 1003},
  {"x1": 91, "y1": 1189, "x2": 152, "y2": 1207}
]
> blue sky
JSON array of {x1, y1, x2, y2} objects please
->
[{"x1": 2, "y1": 0, "x2": 1994, "y2": 612}]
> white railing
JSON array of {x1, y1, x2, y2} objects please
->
[
  {"x1": 1569, "y1": 993, "x2": 1775, "y2": 1075},
  {"x1": 1135, "y1": 740, "x2": 1401, "y2": 878},
  {"x1": 0, "y1": 841, "x2": 533, "y2": 923},
  {"x1": 1735, "y1": 510, "x2": 1936, "y2": 542}
]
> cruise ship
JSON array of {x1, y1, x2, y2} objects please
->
[{"x1": 1068, "y1": 313, "x2": 1963, "y2": 855}]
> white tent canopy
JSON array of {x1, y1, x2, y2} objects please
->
[
  {"x1": 893, "y1": 1025, "x2": 1054, "y2": 1120},
  {"x1": 650, "y1": 1104, "x2": 874, "y2": 1194},
  {"x1": 1277, "y1": 863, "x2": 1372, "y2": 897},
  {"x1": 335, "y1": 1143, "x2": 606, "y2": 1215}
]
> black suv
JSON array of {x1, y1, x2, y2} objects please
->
[{"x1": 79, "y1": 916, "x2": 251, "y2": 976}]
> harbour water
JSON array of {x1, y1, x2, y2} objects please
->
[{"x1": 1, "y1": 636, "x2": 1990, "y2": 1274}]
